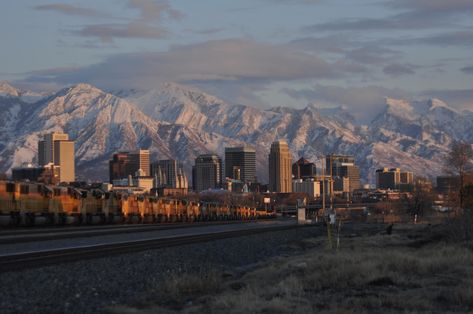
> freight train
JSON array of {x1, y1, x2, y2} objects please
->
[{"x1": 0, "y1": 181, "x2": 273, "y2": 226}]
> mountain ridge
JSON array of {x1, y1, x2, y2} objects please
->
[{"x1": 0, "y1": 81, "x2": 471, "y2": 184}]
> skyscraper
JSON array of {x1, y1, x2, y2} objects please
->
[
  {"x1": 326, "y1": 154, "x2": 361, "y2": 192},
  {"x1": 38, "y1": 132, "x2": 75, "y2": 183},
  {"x1": 193, "y1": 154, "x2": 222, "y2": 191},
  {"x1": 376, "y1": 168, "x2": 401, "y2": 190},
  {"x1": 38, "y1": 132, "x2": 69, "y2": 166},
  {"x1": 400, "y1": 171, "x2": 414, "y2": 184},
  {"x1": 268, "y1": 140, "x2": 292, "y2": 193},
  {"x1": 152, "y1": 159, "x2": 187, "y2": 188},
  {"x1": 109, "y1": 149, "x2": 150, "y2": 183},
  {"x1": 54, "y1": 140, "x2": 75, "y2": 183},
  {"x1": 292, "y1": 157, "x2": 317, "y2": 179},
  {"x1": 224, "y1": 146, "x2": 256, "y2": 183},
  {"x1": 129, "y1": 149, "x2": 150, "y2": 176}
]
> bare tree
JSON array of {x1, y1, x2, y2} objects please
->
[
  {"x1": 407, "y1": 177, "x2": 434, "y2": 220},
  {"x1": 446, "y1": 141, "x2": 473, "y2": 209}
]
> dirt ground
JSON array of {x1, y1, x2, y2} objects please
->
[{"x1": 111, "y1": 222, "x2": 473, "y2": 314}]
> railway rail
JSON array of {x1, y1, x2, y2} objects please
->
[
  {"x1": 0, "y1": 223, "x2": 305, "y2": 272},
  {"x1": 0, "y1": 219, "x2": 275, "y2": 244}
]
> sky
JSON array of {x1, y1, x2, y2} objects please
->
[{"x1": 1, "y1": 0, "x2": 473, "y2": 121}]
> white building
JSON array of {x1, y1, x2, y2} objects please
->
[{"x1": 292, "y1": 179, "x2": 321, "y2": 198}]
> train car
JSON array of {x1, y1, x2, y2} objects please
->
[
  {"x1": 0, "y1": 181, "x2": 21, "y2": 226},
  {"x1": 103, "y1": 192, "x2": 124, "y2": 224},
  {"x1": 0, "y1": 181, "x2": 52, "y2": 226},
  {"x1": 47, "y1": 185, "x2": 82, "y2": 225},
  {"x1": 0, "y1": 180, "x2": 272, "y2": 227}
]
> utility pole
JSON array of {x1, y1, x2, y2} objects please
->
[
  {"x1": 330, "y1": 154, "x2": 334, "y2": 210},
  {"x1": 322, "y1": 156, "x2": 325, "y2": 215}
]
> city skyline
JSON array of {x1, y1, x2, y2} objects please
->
[
  {"x1": 1, "y1": 1, "x2": 473, "y2": 123},
  {"x1": 2, "y1": 3, "x2": 473, "y2": 314}
]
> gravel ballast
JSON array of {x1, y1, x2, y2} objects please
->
[{"x1": 0, "y1": 225, "x2": 324, "y2": 314}]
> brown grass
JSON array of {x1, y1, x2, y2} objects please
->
[{"x1": 111, "y1": 225, "x2": 473, "y2": 314}]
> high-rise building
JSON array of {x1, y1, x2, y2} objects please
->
[
  {"x1": 224, "y1": 146, "x2": 256, "y2": 183},
  {"x1": 109, "y1": 149, "x2": 150, "y2": 183},
  {"x1": 192, "y1": 154, "x2": 222, "y2": 191},
  {"x1": 400, "y1": 171, "x2": 414, "y2": 184},
  {"x1": 376, "y1": 168, "x2": 401, "y2": 190},
  {"x1": 37, "y1": 132, "x2": 75, "y2": 183},
  {"x1": 152, "y1": 159, "x2": 187, "y2": 189},
  {"x1": 38, "y1": 140, "x2": 46, "y2": 166},
  {"x1": 129, "y1": 149, "x2": 150, "y2": 177},
  {"x1": 54, "y1": 140, "x2": 75, "y2": 183},
  {"x1": 292, "y1": 157, "x2": 316, "y2": 179},
  {"x1": 109, "y1": 152, "x2": 131, "y2": 183},
  {"x1": 38, "y1": 132, "x2": 69, "y2": 166},
  {"x1": 268, "y1": 140, "x2": 292, "y2": 193},
  {"x1": 326, "y1": 154, "x2": 361, "y2": 192}
]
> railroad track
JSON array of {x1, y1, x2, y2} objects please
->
[
  {"x1": 0, "y1": 224, "x2": 305, "y2": 272},
  {"x1": 0, "y1": 219, "x2": 276, "y2": 244}
]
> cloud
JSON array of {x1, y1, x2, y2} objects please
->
[
  {"x1": 383, "y1": 63, "x2": 416, "y2": 77},
  {"x1": 387, "y1": 0, "x2": 473, "y2": 16},
  {"x1": 346, "y1": 46, "x2": 399, "y2": 65},
  {"x1": 289, "y1": 35, "x2": 357, "y2": 54},
  {"x1": 304, "y1": 15, "x2": 437, "y2": 32},
  {"x1": 461, "y1": 66, "x2": 473, "y2": 74},
  {"x1": 266, "y1": 0, "x2": 322, "y2": 4},
  {"x1": 416, "y1": 31, "x2": 473, "y2": 47},
  {"x1": 187, "y1": 28, "x2": 225, "y2": 35},
  {"x1": 305, "y1": 0, "x2": 472, "y2": 33},
  {"x1": 77, "y1": 23, "x2": 168, "y2": 42},
  {"x1": 34, "y1": 3, "x2": 109, "y2": 18},
  {"x1": 127, "y1": 0, "x2": 183, "y2": 21},
  {"x1": 37, "y1": 1, "x2": 181, "y2": 43},
  {"x1": 21, "y1": 39, "x2": 369, "y2": 90}
]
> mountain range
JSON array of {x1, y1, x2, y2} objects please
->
[{"x1": 1, "y1": 81, "x2": 471, "y2": 184}]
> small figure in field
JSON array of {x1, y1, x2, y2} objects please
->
[{"x1": 386, "y1": 223, "x2": 394, "y2": 235}]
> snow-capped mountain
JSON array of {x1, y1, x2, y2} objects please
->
[
  {"x1": 0, "y1": 81, "x2": 46, "y2": 103},
  {"x1": 0, "y1": 81, "x2": 471, "y2": 183}
]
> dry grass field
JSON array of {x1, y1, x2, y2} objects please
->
[{"x1": 111, "y1": 223, "x2": 473, "y2": 314}]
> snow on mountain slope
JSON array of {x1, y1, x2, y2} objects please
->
[
  {"x1": 0, "y1": 84, "x2": 164, "y2": 179},
  {"x1": 1, "y1": 82, "x2": 470, "y2": 183},
  {"x1": 0, "y1": 81, "x2": 46, "y2": 103},
  {"x1": 121, "y1": 82, "x2": 273, "y2": 139}
]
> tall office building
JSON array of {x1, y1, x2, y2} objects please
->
[
  {"x1": 129, "y1": 149, "x2": 150, "y2": 176},
  {"x1": 193, "y1": 154, "x2": 222, "y2": 191},
  {"x1": 400, "y1": 171, "x2": 414, "y2": 184},
  {"x1": 38, "y1": 132, "x2": 69, "y2": 166},
  {"x1": 38, "y1": 132, "x2": 75, "y2": 183},
  {"x1": 152, "y1": 159, "x2": 188, "y2": 189},
  {"x1": 292, "y1": 157, "x2": 316, "y2": 179},
  {"x1": 326, "y1": 154, "x2": 361, "y2": 192},
  {"x1": 376, "y1": 168, "x2": 401, "y2": 190},
  {"x1": 224, "y1": 146, "x2": 256, "y2": 183},
  {"x1": 268, "y1": 140, "x2": 293, "y2": 193},
  {"x1": 38, "y1": 140, "x2": 46, "y2": 167},
  {"x1": 54, "y1": 140, "x2": 75, "y2": 183},
  {"x1": 109, "y1": 152, "x2": 131, "y2": 183},
  {"x1": 109, "y1": 149, "x2": 150, "y2": 183}
]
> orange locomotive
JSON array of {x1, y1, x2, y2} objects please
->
[{"x1": 0, "y1": 181, "x2": 272, "y2": 226}]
